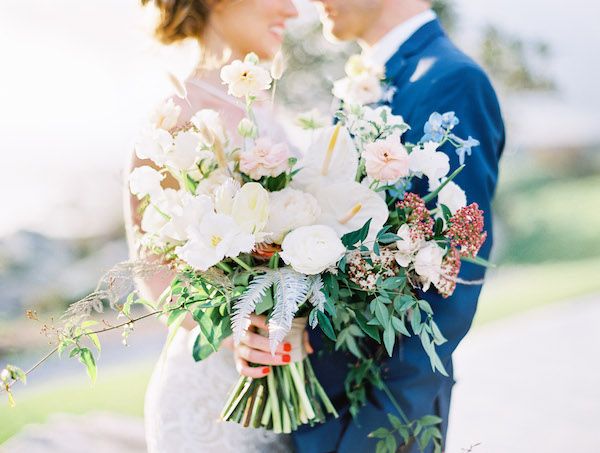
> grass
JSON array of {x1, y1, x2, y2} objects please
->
[{"x1": 0, "y1": 362, "x2": 153, "y2": 443}]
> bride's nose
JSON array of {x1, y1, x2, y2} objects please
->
[{"x1": 282, "y1": 0, "x2": 299, "y2": 19}]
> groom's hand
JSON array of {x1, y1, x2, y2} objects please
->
[{"x1": 230, "y1": 314, "x2": 314, "y2": 378}]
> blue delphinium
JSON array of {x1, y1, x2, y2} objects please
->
[
  {"x1": 451, "y1": 135, "x2": 480, "y2": 165},
  {"x1": 421, "y1": 112, "x2": 460, "y2": 142}
]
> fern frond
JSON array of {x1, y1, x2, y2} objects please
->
[
  {"x1": 307, "y1": 275, "x2": 327, "y2": 328},
  {"x1": 269, "y1": 268, "x2": 310, "y2": 353},
  {"x1": 231, "y1": 271, "x2": 275, "y2": 343}
]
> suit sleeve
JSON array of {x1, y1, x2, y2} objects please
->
[{"x1": 366, "y1": 66, "x2": 504, "y2": 444}]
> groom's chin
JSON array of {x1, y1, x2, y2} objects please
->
[{"x1": 320, "y1": 19, "x2": 355, "y2": 43}]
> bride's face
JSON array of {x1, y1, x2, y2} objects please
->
[{"x1": 211, "y1": 0, "x2": 299, "y2": 60}]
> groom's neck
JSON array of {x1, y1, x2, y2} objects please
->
[{"x1": 358, "y1": 2, "x2": 431, "y2": 47}]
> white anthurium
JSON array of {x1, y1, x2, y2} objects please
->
[
  {"x1": 292, "y1": 124, "x2": 358, "y2": 190},
  {"x1": 164, "y1": 130, "x2": 202, "y2": 170},
  {"x1": 134, "y1": 127, "x2": 172, "y2": 166},
  {"x1": 280, "y1": 225, "x2": 345, "y2": 275},
  {"x1": 408, "y1": 141, "x2": 450, "y2": 189},
  {"x1": 150, "y1": 98, "x2": 181, "y2": 130},
  {"x1": 310, "y1": 181, "x2": 389, "y2": 243},
  {"x1": 176, "y1": 213, "x2": 255, "y2": 271},
  {"x1": 129, "y1": 166, "x2": 164, "y2": 199},
  {"x1": 436, "y1": 180, "x2": 467, "y2": 215},
  {"x1": 231, "y1": 182, "x2": 270, "y2": 235}
]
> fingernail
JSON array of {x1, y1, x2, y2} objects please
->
[
  {"x1": 283, "y1": 342, "x2": 292, "y2": 352},
  {"x1": 262, "y1": 367, "x2": 270, "y2": 374},
  {"x1": 282, "y1": 354, "x2": 291, "y2": 363}
]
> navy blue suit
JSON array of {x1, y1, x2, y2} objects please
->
[{"x1": 292, "y1": 19, "x2": 505, "y2": 453}]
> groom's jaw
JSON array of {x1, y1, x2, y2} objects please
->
[{"x1": 313, "y1": 0, "x2": 384, "y2": 42}]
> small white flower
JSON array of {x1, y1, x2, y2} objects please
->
[
  {"x1": 134, "y1": 127, "x2": 172, "y2": 166},
  {"x1": 129, "y1": 166, "x2": 164, "y2": 199},
  {"x1": 395, "y1": 224, "x2": 424, "y2": 267},
  {"x1": 332, "y1": 73, "x2": 383, "y2": 106},
  {"x1": 266, "y1": 187, "x2": 321, "y2": 244},
  {"x1": 280, "y1": 225, "x2": 345, "y2": 275},
  {"x1": 409, "y1": 141, "x2": 450, "y2": 187},
  {"x1": 231, "y1": 182, "x2": 270, "y2": 234},
  {"x1": 270, "y1": 51, "x2": 286, "y2": 80},
  {"x1": 220, "y1": 59, "x2": 272, "y2": 98},
  {"x1": 191, "y1": 109, "x2": 228, "y2": 145},
  {"x1": 0, "y1": 368, "x2": 11, "y2": 382},
  {"x1": 295, "y1": 109, "x2": 329, "y2": 130},
  {"x1": 413, "y1": 241, "x2": 445, "y2": 291},
  {"x1": 150, "y1": 98, "x2": 181, "y2": 130},
  {"x1": 237, "y1": 118, "x2": 258, "y2": 138},
  {"x1": 436, "y1": 180, "x2": 467, "y2": 215},
  {"x1": 176, "y1": 213, "x2": 256, "y2": 271}
]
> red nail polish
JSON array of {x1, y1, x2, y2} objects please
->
[
  {"x1": 262, "y1": 367, "x2": 270, "y2": 374},
  {"x1": 283, "y1": 343, "x2": 292, "y2": 352},
  {"x1": 282, "y1": 354, "x2": 291, "y2": 363}
]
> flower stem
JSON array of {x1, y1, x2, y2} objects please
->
[
  {"x1": 230, "y1": 256, "x2": 253, "y2": 272},
  {"x1": 288, "y1": 362, "x2": 316, "y2": 420}
]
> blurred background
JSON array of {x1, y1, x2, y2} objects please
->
[{"x1": 1, "y1": 0, "x2": 599, "y2": 451}]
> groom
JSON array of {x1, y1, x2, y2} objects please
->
[{"x1": 293, "y1": 1, "x2": 505, "y2": 452}]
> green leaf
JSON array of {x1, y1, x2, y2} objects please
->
[
  {"x1": 420, "y1": 415, "x2": 443, "y2": 426},
  {"x1": 394, "y1": 294, "x2": 415, "y2": 313},
  {"x1": 410, "y1": 308, "x2": 422, "y2": 334},
  {"x1": 387, "y1": 413, "x2": 404, "y2": 430},
  {"x1": 385, "y1": 434, "x2": 397, "y2": 453},
  {"x1": 391, "y1": 316, "x2": 410, "y2": 337},
  {"x1": 375, "y1": 441, "x2": 387, "y2": 453},
  {"x1": 461, "y1": 255, "x2": 496, "y2": 268},
  {"x1": 383, "y1": 326, "x2": 396, "y2": 356},
  {"x1": 317, "y1": 311, "x2": 337, "y2": 341},
  {"x1": 441, "y1": 204, "x2": 452, "y2": 222},
  {"x1": 192, "y1": 331, "x2": 216, "y2": 361},
  {"x1": 431, "y1": 321, "x2": 447, "y2": 345},
  {"x1": 374, "y1": 299, "x2": 389, "y2": 326},
  {"x1": 254, "y1": 287, "x2": 274, "y2": 315},
  {"x1": 381, "y1": 276, "x2": 406, "y2": 291},
  {"x1": 417, "y1": 299, "x2": 433, "y2": 316},
  {"x1": 377, "y1": 233, "x2": 401, "y2": 244},
  {"x1": 356, "y1": 312, "x2": 381, "y2": 342},
  {"x1": 78, "y1": 348, "x2": 97, "y2": 384},
  {"x1": 86, "y1": 332, "x2": 101, "y2": 353},
  {"x1": 369, "y1": 428, "x2": 390, "y2": 439},
  {"x1": 341, "y1": 219, "x2": 372, "y2": 247}
]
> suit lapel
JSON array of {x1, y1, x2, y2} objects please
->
[{"x1": 384, "y1": 19, "x2": 447, "y2": 84}]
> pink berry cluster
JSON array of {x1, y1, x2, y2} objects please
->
[
  {"x1": 396, "y1": 193, "x2": 434, "y2": 240},
  {"x1": 446, "y1": 203, "x2": 487, "y2": 258},
  {"x1": 436, "y1": 248, "x2": 461, "y2": 298},
  {"x1": 346, "y1": 249, "x2": 398, "y2": 291}
]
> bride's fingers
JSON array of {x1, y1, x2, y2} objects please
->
[
  {"x1": 237, "y1": 344, "x2": 290, "y2": 366},
  {"x1": 234, "y1": 355, "x2": 270, "y2": 378},
  {"x1": 303, "y1": 330, "x2": 314, "y2": 354},
  {"x1": 248, "y1": 314, "x2": 269, "y2": 330},
  {"x1": 242, "y1": 331, "x2": 290, "y2": 354},
  {"x1": 221, "y1": 336, "x2": 234, "y2": 351}
]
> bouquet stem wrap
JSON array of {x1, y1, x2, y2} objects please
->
[{"x1": 220, "y1": 318, "x2": 338, "y2": 432}]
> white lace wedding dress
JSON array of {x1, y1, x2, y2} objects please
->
[{"x1": 144, "y1": 80, "x2": 293, "y2": 453}]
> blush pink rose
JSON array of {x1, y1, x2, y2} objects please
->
[
  {"x1": 363, "y1": 135, "x2": 410, "y2": 183},
  {"x1": 240, "y1": 137, "x2": 292, "y2": 180}
]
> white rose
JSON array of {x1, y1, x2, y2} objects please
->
[
  {"x1": 332, "y1": 73, "x2": 383, "y2": 106},
  {"x1": 266, "y1": 188, "x2": 321, "y2": 244},
  {"x1": 134, "y1": 127, "x2": 172, "y2": 166},
  {"x1": 395, "y1": 224, "x2": 423, "y2": 267},
  {"x1": 129, "y1": 166, "x2": 164, "y2": 199},
  {"x1": 150, "y1": 98, "x2": 181, "y2": 130},
  {"x1": 437, "y1": 180, "x2": 467, "y2": 215},
  {"x1": 220, "y1": 59, "x2": 272, "y2": 98},
  {"x1": 280, "y1": 225, "x2": 345, "y2": 275},
  {"x1": 408, "y1": 141, "x2": 450, "y2": 187},
  {"x1": 176, "y1": 213, "x2": 255, "y2": 271},
  {"x1": 413, "y1": 242, "x2": 445, "y2": 291},
  {"x1": 191, "y1": 109, "x2": 227, "y2": 145},
  {"x1": 232, "y1": 182, "x2": 270, "y2": 234}
]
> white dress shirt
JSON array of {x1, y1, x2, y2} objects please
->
[{"x1": 362, "y1": 9, "x2": 437, "y2": 67}]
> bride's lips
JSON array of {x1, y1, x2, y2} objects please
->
[{"x1": 269, "y1": 24, "x2": 285, "y2": 41}]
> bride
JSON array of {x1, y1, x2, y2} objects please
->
[{"x1": 127, "y1": 1, "x2": 299, "y2": 451}]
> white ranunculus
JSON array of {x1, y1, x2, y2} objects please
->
[
  {"x1": 195, "y1": 169, "x2": 232, "y2": 197},
  {"x1": 220, "y1": 59, "x2": 272, "y2": 98},
  {"x1": 134, "y1": 127, "x2": 172, "y2": 166},
  {"x1": 176, "y1": 213, "x2": 255, "y2": 271},
  {"x1": 413, "y1": 242, "x2": 445, "y2": 291},
  {"x1": 408, "y1": 141, "x2": 450, "y2": 187},
  {"x1": 395, "y1": 224, "x2": 424, "y2": 267},
  {"x1": 232, "y1": 182, "x2": 270, "y2": 234},
  {"x1": 191, "y1": 109, "x2": 227, "y2": 145},
  {"x1": 266, "y1": 188, "x2": 321, "y2": 244},
  {"x1": 332, "y1": 73, "x2": 383, "y2": 106},
  {"x1": 165, "y1": 130, "x2": 201, "y2": 170},
  {"x1": 129, "y1": 166, "x2": 164, "y2": 199},
  {"x1": 280, "y1": 225, "x2": 345, "y2": 275},
  {"x1": 150, "y1": 98, "x2": 181, "y2": 130},
  {"x1": 437, "y1": 180, "x2": 467, "y2": 215}
]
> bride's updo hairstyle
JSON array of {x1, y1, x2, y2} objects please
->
[{"x1": 141, "y1": 0, "x2": 216, "y2": 45}]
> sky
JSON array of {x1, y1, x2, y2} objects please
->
[{"x1": 0, "y1": 0, "x2": 598, "y2": 238}]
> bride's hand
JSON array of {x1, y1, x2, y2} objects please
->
[{"x1": 230, "y1": 314, "x2": 314, "y2": 378}]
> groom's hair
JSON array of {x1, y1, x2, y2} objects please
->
[{"x1": 141, "y1": 0, "x2": 216, "y2": 45}]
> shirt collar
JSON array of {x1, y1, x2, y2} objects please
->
[{"x1": 362, "y1": 9, "x2": 437, "y2": 67}]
